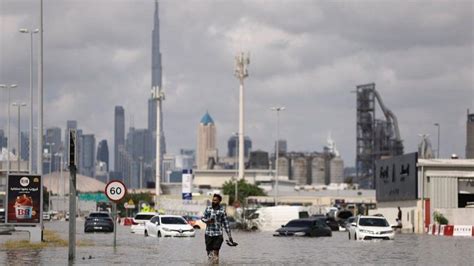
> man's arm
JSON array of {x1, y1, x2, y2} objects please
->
[
  {"x1": 201, "y1": 207, "x2": 211, "y2": 223},
  {"x1": 222, "y1": 211, "x2": 232, "y2": 239}
]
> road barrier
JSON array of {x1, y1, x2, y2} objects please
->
[{"x1": 426, "y1": 224, "x2": 473, "y2": 237}]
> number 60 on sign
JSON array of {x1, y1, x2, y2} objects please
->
[{"x1": 105, "y1": 180, "x2": 127, "y2": 202}]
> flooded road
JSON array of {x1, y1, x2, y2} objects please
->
[{"x1": 1, "y1": 220, "x2": 473, "y2": 265}]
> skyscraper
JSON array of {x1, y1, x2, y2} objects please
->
[
  {"x1": 197, "y1": 112, "x2": 217, "y2": 169},
  {"x1": 114, "y1": 106, "x2": 125, "y2": 173},
  {"x1": 467, "y1": 110, "x2": 474, "y2": 159},
  {"x1": 80, "y1": 134, "x2": 95, "y2": 177},
  {"x1": 65, "y1": 120, "x2": 77, "y2": 165},
  {"x1": 227, "y1": 135, "x2": 252, "y2": 158},
  {"x1": 149, "y1": 0, "x2": 166, "y2": 159},
  {"x1": 97, "y1": 139, "x2": 109, "y2": 171},
  {"x1": 0, "y1": 129, "x2": 7, "y2": 150}
]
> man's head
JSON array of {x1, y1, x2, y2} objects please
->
[
  {"x1": 398, "y1": 206, "x2": 401, "y2": 210},
  {"x1": 212, "y1": 194, "x2": 222, "y2": 208}
]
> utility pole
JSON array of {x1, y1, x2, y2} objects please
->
[
  {"x1": 68, "y1": 129, "x2": 77, "y2": 261},
  {"x1": 152, "y1": 85, "x2": 164, "y2": 201},
  {"x1": 271, "y1": 107, "x2": 285, "y2": 206},
  {"x1": 38, "y1": 0, "x2": 44, "y2": 176},
  {"x1": 234, "y1": 52, "x2": 250, "y2": 181}
]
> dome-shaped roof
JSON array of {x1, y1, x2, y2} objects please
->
[{"x1": 200, "y1": 112, "x2": 214, "y2": 125}]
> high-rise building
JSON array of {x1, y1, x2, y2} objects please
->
[
  {"x1": 274, "y1": 139, "x2": 287, "y2": 156},
  {"x1": 467, "y1": 110, "x2": 474, "y2": 159},
  {"x1": 227, "y1": 135, "x2": 252, "y2": 158},
  {"x1": 248, "y1": 150, "x2": 269, "y2": 169},
  {"x1": 97, "y1": 139, "x2": 109, "y2": 171},
  {"x1": 148, "y1": 0, "x2": 166, "y2": 161},
  {"x1": 65, "y1": 120, "x2": 77, "y2": 165},
  {"x1": 0, "y1": 129, "x2": 7, "y2": 149},
  {"x1": 197, "y1": 112, "x2": 217, "y2": 169},
  {"x1": 20, "y1": 132, "x2": 29, "y2": 161},
  {"x1": 114, "y1": 106, "x2": 125, "y2": 173},
  {"x1": 80, "y1": 134, "x2": 95, "y2": 177}
]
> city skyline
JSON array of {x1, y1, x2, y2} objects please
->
[{"x1": 0, "y1": 1, "x2": 473, "y2": 167}]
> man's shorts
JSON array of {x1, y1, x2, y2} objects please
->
[{"x1": 205, "y1": 235, "x2": 224, "y2": 251}]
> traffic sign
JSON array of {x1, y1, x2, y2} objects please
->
[{"x1": 105, "y1": 180, "x2": 127, "y2": 202}]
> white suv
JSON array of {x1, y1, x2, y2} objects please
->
[{"x1": 348, "y1": 215, "x2": 394, "y2": 240}]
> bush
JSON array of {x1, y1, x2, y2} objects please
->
[{"x1": 433, "y1": 211, "x2": 449, "y2": 225}]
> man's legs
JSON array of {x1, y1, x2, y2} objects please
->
[{"x1": 207, "y1": 250, "x2": 219, "y2": 264}]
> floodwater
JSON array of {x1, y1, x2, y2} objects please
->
[{"x1": 1, "y1": 220, "x2": 473, "y2": 265}]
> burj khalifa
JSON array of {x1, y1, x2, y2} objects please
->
[{"x1": 149, "y1": 0, "x2": 166, "y2": 185}]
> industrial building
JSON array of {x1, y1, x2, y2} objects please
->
[
  {"x1": 356, "y1": 83, "x2": 404, "y2": 189},
  {"x1": 370, "y1": 153, "x2": 474, "y2": 233}
]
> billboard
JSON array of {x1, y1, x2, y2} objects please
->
[
  {"x1": 375, "y1": 153, "x2": 418, "y2": 202},
  {"x1": 6, "y1": 174, "x2": 42, "y2": 224},
  {"x1": 182, "y1": 169, "x2": 193, "y2": 200}
]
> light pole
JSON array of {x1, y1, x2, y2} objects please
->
[
  {"x1": 434, "y1": 123, "x2": 440, "y2": 158},
  {"x1": 234, "y1": 52, "x2": 250, "y2": 181},
  {"x1": 271, "y1": 106, "x2": 285, "y2": 205},
  {"x1": 139, "y1": 156, "x2": 143, "y2": 189},
  {"x1": 46, "y1": 142, "x2": 55, "y2": 213},
  {"x1": 0, "y1": 84, "x2": 18, "y2": 174},
  {"x1": 19, "y1": 28, "x2": 39, "y2": 173},
  {"x1": 12, "y1": 102, "x2": 27, "y2": 172}
]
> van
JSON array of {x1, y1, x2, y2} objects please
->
[{"x1": 247, "y1": 206, "x2": 309, "y2": 231}]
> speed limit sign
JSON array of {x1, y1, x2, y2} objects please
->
[{"x1": 105, "y1": 180, "x2": 127, "y2": 202}]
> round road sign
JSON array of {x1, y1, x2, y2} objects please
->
[{"x1": 105, "y1": 180, "x2": 127, "y2": 202}]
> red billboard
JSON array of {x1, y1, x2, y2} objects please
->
[{"x1": 6, "y1": 174, "x2": 42, "y2": 224}]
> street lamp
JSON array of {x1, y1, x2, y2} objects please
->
[
  {"x1": 271, "y1": 106, "x2": 285, "y2": 205},
  {"x1": 19, "y1": 28, "x2": 39, "y2": 173},
  {"x1": 46, "y1": 142, "x2": 55, "y2": 213},
  {"x1": 0, "y1": 84, "x2": 18, "y2": 174},
  {"x1": 434, "y1": 123, "x2": 440, "y2": 158},
  {"x1": 233, "y1": 132, "x2": 239, "y2": 204},
  {"x1": 12, "y1": 102, "x2": 26, "y2": 172}
]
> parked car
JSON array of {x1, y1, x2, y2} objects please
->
[
  {"x1": 183, "y1": 215, "x2": 207, "y2": 230},
  {"x1": 274, "y1": 218, "x2": 332, "y2": 237},
  {"x1": 84, "y1": 212, "x2": 114, "y2": 233},
  {"x1": 131, "y1": 212, "x2": 159, "y2": 234},
  {"x1": 43, "y1": 211, "x2": 51, "y2": 221},
  {"x1": 342, "y1": 216, "x2": 356, "y2": 231},
  {"x1": 310, "y1": 215, "x2": 339, "y2": 231},
  {"x1": 348, "y1": 215, "x2": 394, "y2": 240},
  {"x1": 0, "y1": 208, "x2": 5, "y2": 223},
  {"x1": 144, "y1": 215, "x2": 195, "y2": 237}
]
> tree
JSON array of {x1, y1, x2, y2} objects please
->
[{"x1": 222, "y1": 179, "x2": 266, "y2": 205}]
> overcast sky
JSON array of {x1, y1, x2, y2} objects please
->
[{"x1": 1, "y1": 0, "x2": 473, "y2": 168}]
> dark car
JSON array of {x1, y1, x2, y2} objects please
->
[
  {"x1": 84, "y1": 212, "x2": 114, "y2": 233},
  {"x1": 310, "y1": 215, "x2": 340, "y2": 231},
  {"x1": 274, "y1": 218, "x2": 332, "y2": 237}
]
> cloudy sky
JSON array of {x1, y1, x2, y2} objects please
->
[{"x1": 1, "y1": 0, "x2": 473, "y2": 169}]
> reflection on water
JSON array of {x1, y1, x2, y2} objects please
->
[
  {"x1": 6, "y1": 249, "x2": 41, "y2": 266},
  {"x1": 1, "y1": 221, "x2": 473, "y2": 265}
]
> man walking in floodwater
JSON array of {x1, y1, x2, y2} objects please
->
[{"x1": 202, "y1": 194, "x2": 233, "y2": 264}]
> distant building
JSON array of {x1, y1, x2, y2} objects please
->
[
  {"x1": 0, "y1": 129, "x2": 7, "y2": 149},
  {"x1": 163, "y1": 154, "x2": 176, "y2": 183},
  {"x1": 227, "y1": 135, "x2": 252, "y2": 158},
  {"x1": 248, "y1": 150, "x2": 269, "y2": 169},
  {"x1": 20, "y1": 132, "x2": 29, "y2": 161},
  {"x1": 45, "y1": 127, "x2": 62, "y2": 172},
  {"x1": 80, "y1": 134, "x2": 95, "y2": 177},
  {"x1": 467, "y1": 110, "x2": 474, "y2": 159},
  {"x1": 97, "y1": 139, "x2": 109, "y2": 171},
  {"x1": 275, "y1": 140, "x2": 287, "y2": 155},
  {"x1": 114, "y1": 106, "x2": 125, "y2": 173},
  {"x1": 197, "y1": 112, "x2": 218, "y2": 169}
]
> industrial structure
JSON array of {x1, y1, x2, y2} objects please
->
[
  {"x1": 356, "y1": 83, "x2": 404, "y2": 188},
  {"x1": 467, "y1": 110, "x2": 474, "y2": 159}
]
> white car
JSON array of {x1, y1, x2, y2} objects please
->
[
  {"x1": 144, "y1": 215, "x2": 195, "y2": 238},
  {"x1": 348, "y1": 215, "x2": 394, "y2": 240},
  {"x1": 131, "y1": 212, "x2": 159, "y2": 234}
]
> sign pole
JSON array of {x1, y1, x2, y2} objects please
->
[
  {"x1": 68, "y1": 129, "x2": 77, "y2": 261},
  {"x1": 113, "y1": 202, "x2": 117, "y2": 248}
]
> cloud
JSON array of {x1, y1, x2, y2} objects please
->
[{"x1": 0, "y1": 0, "x2": 472, "y2": 169}]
